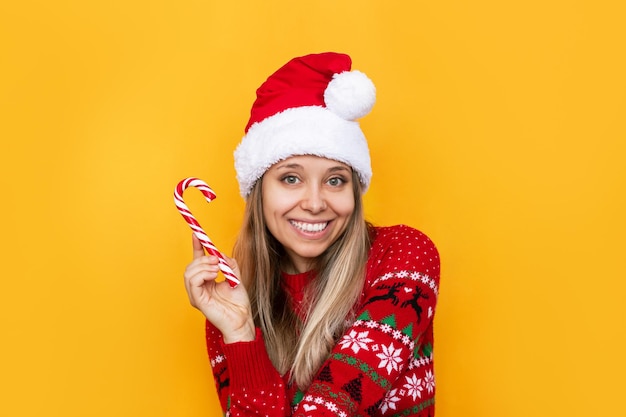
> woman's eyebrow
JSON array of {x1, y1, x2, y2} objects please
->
[
  {"x1": 275, "y1": 163, "x2": 303, "y2": 170},
  {"x1": 328, "y1": 166, "x2": 351, "y2": 173}
]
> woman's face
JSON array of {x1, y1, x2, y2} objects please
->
[{"x1": 261, "y1": 155, "x2": 356, "y2": 273}]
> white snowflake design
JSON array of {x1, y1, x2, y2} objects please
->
[
  {"x1": 379, "y1": 388, "x2": 401, "y2": 414},
  {"x1": 424, "y1": 370, "x2": 435, "y2": 394},
  {"x1": 339, "y1": 330, "x2": 374, "y2": 354},
  {"x1": 379, "y1": 324, "x2": 393, "y2": 333},
  {"x1": 353, "y1": 320, "x2": 415, "y2": 350},
  {"x1": 325, "y1": 401, "x2": 338, "y2": 412},
  {"x1": 365, "y1": 321, "x2": 378, "y2": 329},
  {"x1": 210, "y1": 355, "x2": 225, "y2": 367},
  {"x1": 408, "y1": 354, "x2": 432, "y2": 370},
  {"x1": 403, "y1": 374, "x2": 423, "y2": 400},
  {"x1": 376, "y1": 342, "x2": 403, "y2": 374}
]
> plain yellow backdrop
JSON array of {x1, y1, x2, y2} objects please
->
[{"x1": 1, "y1": 1, "x2": 625, "y2": 416}]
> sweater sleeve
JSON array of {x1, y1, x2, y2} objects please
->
[
  {"x1": 205, "y1": 322, "x2": 290, "y2": 416},
  {"x1": 292, "y1": 225, "x2": 440, "y2": 416}
]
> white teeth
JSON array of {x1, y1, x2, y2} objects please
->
[{"x1": 291, "y1": 221, "x2": 328, "y2": 232}]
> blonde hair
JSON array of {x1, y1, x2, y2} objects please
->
[{"x1": 232, "y1": 170, "x2": 371, "y2": 389}]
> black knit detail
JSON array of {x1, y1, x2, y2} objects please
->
[
  {"x1": 318, "y1": 363, "x2": 333, "y2": 383},
  {"x1": 341, "y1": 373, "x2": 363, "y2": 403}
]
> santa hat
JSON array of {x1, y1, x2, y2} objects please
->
[{"x1": 234, "y1": 52, "x2": 376, "y2": 197}]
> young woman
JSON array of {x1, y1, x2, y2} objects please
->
[{"x1": 183, "y1": 52, "x2": 440, "y2": 417}]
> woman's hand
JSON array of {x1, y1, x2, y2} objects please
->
[{"x1": 183, "y1": 234, "x2": 255, "y2": 343}]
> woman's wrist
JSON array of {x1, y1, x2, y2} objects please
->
[{"x1": 222, "y1": 319, "x2": 256, "y2": 344}]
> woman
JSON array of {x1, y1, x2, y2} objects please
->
[{"x1": 183, "y1": 52, "x2": 440, "y2": 416}]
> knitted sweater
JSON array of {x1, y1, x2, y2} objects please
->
[{"x1": 205, "y1": 225, "x2": 440, "y2": 416}]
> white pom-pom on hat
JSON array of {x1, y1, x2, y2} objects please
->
[{"x1": 324, "y1": 70, "x2": 376, "y2": 121}]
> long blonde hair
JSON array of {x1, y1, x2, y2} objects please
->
[{"x1": 232, "y1": 170, "x2": 371, "y2": 389}]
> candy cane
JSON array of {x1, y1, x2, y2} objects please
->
[{"x1": 174, "y1": 177, "x2": 240, "y2": 287}]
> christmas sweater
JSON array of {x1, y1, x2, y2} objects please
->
[{"x1": 205, "y1": 224, "x2": 440, "y2": 416}]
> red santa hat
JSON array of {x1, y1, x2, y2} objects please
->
[{"x1": 234, "y1": 52, "x2": 376, "y2": 197}]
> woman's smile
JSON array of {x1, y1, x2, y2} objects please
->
[{"x1": 289, "y1": 220, "x2": 330, "y2": 234}]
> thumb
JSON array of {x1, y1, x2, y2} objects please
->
[{"x1": 191, "y1": 233, "x2": 206, "y2": 259}]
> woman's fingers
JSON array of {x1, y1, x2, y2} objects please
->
[
  {"x1": 187, "y1": 269, "x2": 217, "y2": 287},
  {"x1": 185, "y1": 265, "x2": 222, "y2": 307},
  {"x1": 184, "y1": 254, "x2": 219, "y2": 300},
  {"x1": 191, "y1": 233, "x2": 206, "y2": 259},
  {"x1": 185, "y1": 256, "x2": 219, "y2": 276},
  {"x1": 187, "y1": 273, "x2": 214, "y2": 305}
]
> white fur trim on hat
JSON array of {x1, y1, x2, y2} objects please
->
[{"x1": 234, "y1": 106, "x2": 372, "y2": 197}]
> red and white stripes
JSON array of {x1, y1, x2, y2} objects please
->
[{"x1": 174, "y1": 177, "x2": 240, "y2": 287}]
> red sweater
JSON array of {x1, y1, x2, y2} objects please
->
[{"x1": 205, "y1": 225, "x2": 440, "y2": 416}]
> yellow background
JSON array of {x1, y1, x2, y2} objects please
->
[{"x1": 1, "y1": 1, "x2": 625, "y2": 416}]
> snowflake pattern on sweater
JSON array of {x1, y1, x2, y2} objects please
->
[{"x1": 206, "y1": 225, "x2": 440, "y2": 416}]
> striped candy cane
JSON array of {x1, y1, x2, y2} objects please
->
[{"x1": 174, "y1": 177, "x2": 240, "y2": 287}]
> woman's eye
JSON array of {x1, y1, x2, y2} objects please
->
[
  {"x1": 282, "y1": 175, "x2": 299, "y2": 184},
  {"x1": 327, "y1": 177, "x2": 345, "y2": 187}
]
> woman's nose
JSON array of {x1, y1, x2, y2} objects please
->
[{"x1": 300, "y1": 185, "x2": 327, "y2": 213}]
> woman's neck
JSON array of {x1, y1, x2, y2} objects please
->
[{"x1": 281, "y1": 259, "x2": 314, "y2": 275}]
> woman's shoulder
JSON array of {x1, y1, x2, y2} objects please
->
[
  {"x1": 370, "y1": 224, "x2": 437, "y2": 249},
  {"x1": 367, "y1": 224, "x2": 440, "y2": 280}
]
